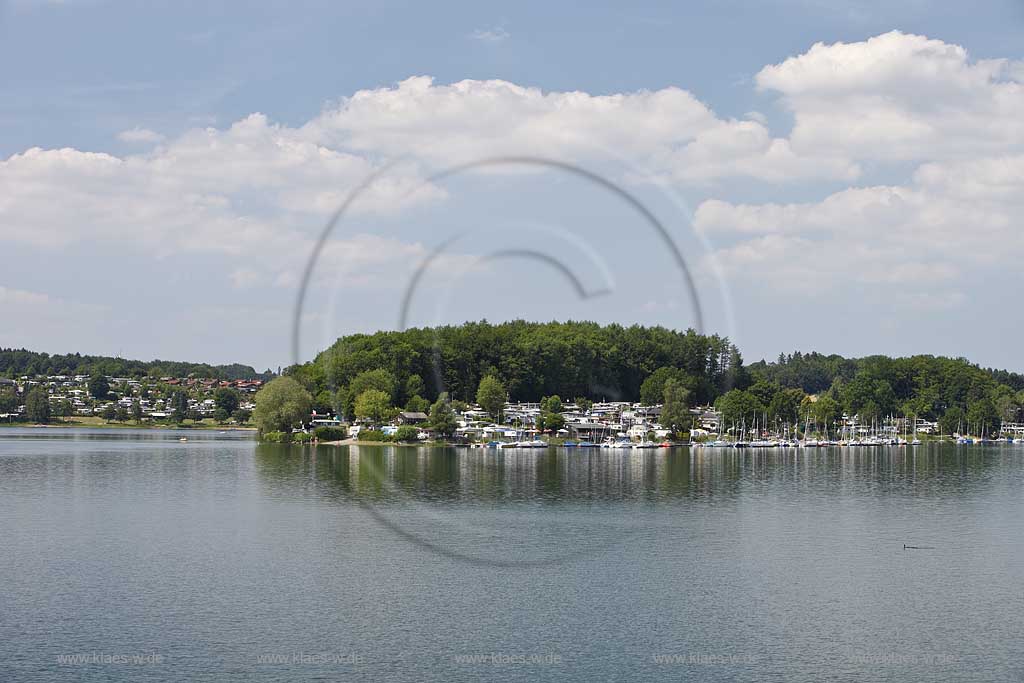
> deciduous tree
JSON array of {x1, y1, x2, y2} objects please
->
[
  {"x1": 429, "y1": 392, "x2": 458, "y2": 437},
  {"x1": 354, "y1": 389, "x2": 391, "y2": 425},
  {"x1": 476, "y1": 375, "x2": 506, "y2": 423},
  {"x1": 213, "y1": 388, "x2": 241, "y2": 415},
  {"x1": 253, "y1": 376, "x2": 313, "y2": 435},
  {"x1": 661, "y1": 378, "x2": 690, "y2": 437},
  {"x1": 714, "y1": 390, "x2": 763, "y2": 430},
  {"x1": 88, "y1": 375, "x2": 110, "y2": 400},
  {"x1": 25, "y1": 387, "x2": 50, "y2": 424},
  {"x1": 640, "y1": 367, "x2": 689, "y2": 406}
]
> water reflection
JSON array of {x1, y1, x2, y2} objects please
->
[
  {"x1": 250, "y1": 443, "x2": 1024, "y2": 568},
  {"x1": 2, "y1": 431, "x2": 1022, "y2": 682},
  {"x1": 254, "y1": 443, "x2": 1018, "y2": 504}
]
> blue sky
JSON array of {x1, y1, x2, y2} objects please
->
[{"x1": 2, "y1": 0, "x2": 1023, "y2": 372}]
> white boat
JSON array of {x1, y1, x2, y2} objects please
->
[
  {"x1": 633, "y1": 440, "x2": 658, "y2": 449},
  {"x1": 514, "y1": 439, "x2": 547, "y2": 448}
]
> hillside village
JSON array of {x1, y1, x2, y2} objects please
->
[{"x1": 0, "y1": 374, "x2": 261, "y2": 425}]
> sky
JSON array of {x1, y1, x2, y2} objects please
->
[{"x1": 1, "y1": 0, "x2": 1023, "y2": 372}]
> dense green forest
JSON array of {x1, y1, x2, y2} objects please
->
[
  {"x1": 740, "y1": 352, "x2": 1024, "y2": 434},
  {"x1": 0, "y1": 348, "x2": 269, "y2": 381},
  {"x1": 287, "y1": 320, "x2": 747, "y2": 414}
]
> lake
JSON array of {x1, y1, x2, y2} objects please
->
[{"x1": 1, "y1": 428, "x2": 1022, "y2": 682}]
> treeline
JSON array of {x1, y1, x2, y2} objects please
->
[
  {"x1": 0, "y1": 348, "x2": 270, "y2": 381},
  {"x1": 748, "y1": 351, "x2": 1024, "y2": 396},
  {"x1": 287, "y1": 320, "x2": 747, "y2": 415},
  {"x1": 741, "y1": 352, "x2": 1024, "y2": 434}
]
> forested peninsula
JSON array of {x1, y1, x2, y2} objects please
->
[{"x1": 284, "y1": 321, "x2": 1024, "y2": 431}]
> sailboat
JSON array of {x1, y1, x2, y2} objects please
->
[{"x1": 801, "y1": 412, "x2": 817, "y2": 447}]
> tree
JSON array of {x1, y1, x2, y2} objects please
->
[
  {"x1": 714, "y1": 390, "x2": 764, "y2": 431},
  {"x1": 354, "y1": 389, "x2": 391, "y2": 424},
  {"x1": 842, "y1": 375, "x2": 896, "y2": 421},
  {"x1": 131, "y1": 400, "x2": 143, "y2": 423},
  {"x1": 101, "y1": 404, "x2": 117, "y2": 422},
  {"x1": 538, "y1": 412, "x2": 565, "y2": 433},
  {"x1": 405, "y1": 395, "x2": 430, "y2": 413},
  {"x1": 88, "y1": 375, "x2": 110, "y2": 400},
  {"x1": 539, "y1": 395, "x2": 563, "y2": 414},
  {"x1": 214, "y1": 408, "x2": 230, "y2": 423},
  {"x1": 723, "y1": 347, "x2": 751, "y2": 392},
  {"x1": 938, "y1": 405, "x2": 965, "y2": 436},
  {"x1": 349, "y1": 369, "x2": 398, "y2": 403},
  {"x1": 0, "y1": 386, "x2": 18, "y2": 413},
  {"x1": 993, "y1": 388, "x2": 1020, "y2": 424},
  {"x1": 429, "y1": 392, "x2": 458, "y2": 437},
  {"x1": 901, "y1": 396, "x2": 930, "y2": 422},
  {"x1": 187, "y1": 408, "x2": 203, "y2": 424},
  {"x1": 232, "y1": 408, "x2": 251, "y2": 424},
  {"x1": 115, "y1": 406, "x2": 129, "y2": 423},
  {"x1": 213, "y1": 388, "x2": 241, "y2": 415},
  {"x1": 476, "y1": 375, "x2": 506, "y2": 423},
  {"x1": 253, "y1": 376, "x2": 313, "y2": 435},
  {"x1": 25, "y1": 388, "x2": 51, "y2": 424},
  {"x1": 574, "y1": 397, "x2": 593, "y2": 413},
  {"x1": 747, "y1": 380, "x2": 780, "y2": 407},
  {"x1": 403, "y1": 374, "x2": 425, "y2": 403},
  {"x1": 768, "y1": 388, "x2": 805, "y2": 425},
  {"x1": 343, "y1": 369, "x2": 398, "y2": 418},
  {"x1": 169, "y1": 389, "x2": 189, "y2": 423},
  {"x1": 967, "y1": 398, "x2": 1000, "y2": 437},
  {"x1": 661, "y1": 378, "x2": 690, "y2": 437},
  {"x1": 393, "y1": 425, "x2": 420, "y2": 442},
  {"x1": 54, "y1": 400, "x2": 73, "y2": 422},
  {"x1": 810, "y1": 395, "x2": 842, "y2": 430},
  {"x1": 640, "y1": 367, "x2": 688, "y2": 406}
]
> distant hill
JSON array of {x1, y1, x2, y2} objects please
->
[
  {"x1": 289, "y1": 319, "x2": 745, "y2": 405},
  {"x1": 0, "y1": 348, "x2": 272, "y2": 381}
]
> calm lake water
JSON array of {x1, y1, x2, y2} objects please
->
[{"x1": 1, "y1": 428, "x2": 1023, "y2": 682}]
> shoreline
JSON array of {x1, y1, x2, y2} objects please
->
[{"x1": 0, "y1": 421, "x2": 256, "y2": 431}]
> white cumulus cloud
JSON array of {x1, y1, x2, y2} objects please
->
[{"x1": 756, "y1": 30, "x2": 1024, "y2": 162}]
